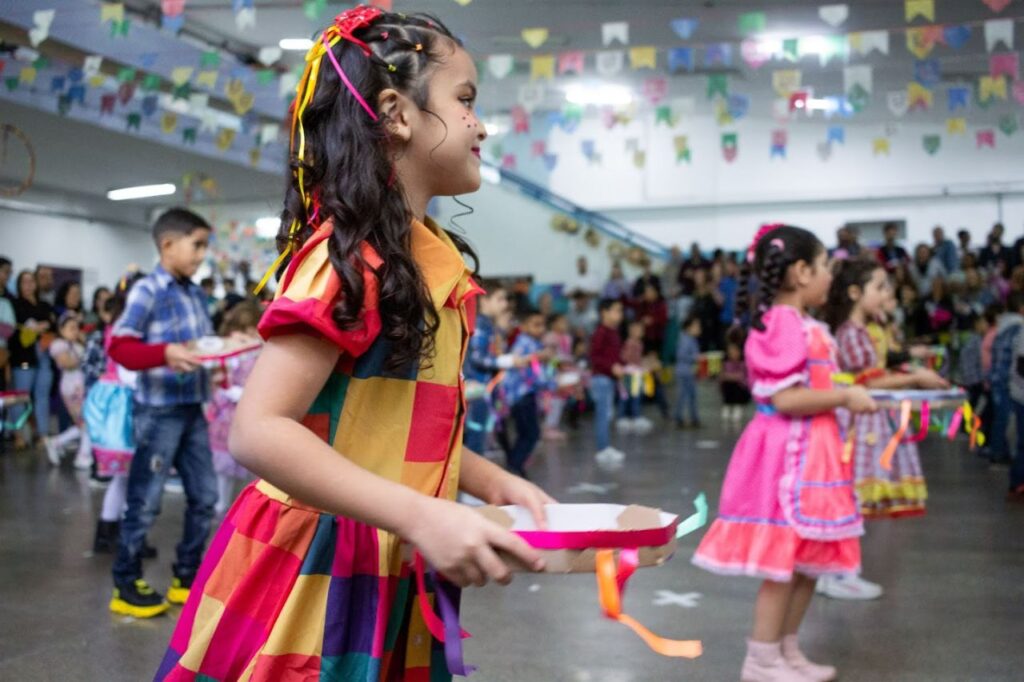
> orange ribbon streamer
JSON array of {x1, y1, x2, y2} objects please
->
[
  {"x1": 879, "y1": 399, "x2": 912, "y2": 471},
  {"x1": 595, "y1": 549, "x2": 702, "y2": 659}
]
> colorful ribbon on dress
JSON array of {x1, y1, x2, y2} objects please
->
[
  {"x1": 948, "y1": 400, "x2": 985, "y2": 449},
  {"x1": 879, "y1": 399, "x2": 912, "y2": 471},
  {"x1": 595, "y1": 549, "x2": 703, "y2": 659},
  {"x1": 0, "y1": 391, "x2": 32, "y2": 432},
  {"x1": 413, "y1": 552, "x2": 474, "y2": 676},
  {"x1": 906, "y1": 401, "x2": 930, "y2": 443}
]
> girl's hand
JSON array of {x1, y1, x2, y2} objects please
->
[
  {"x1": 843, "y1": 386, "x2": 879, "y2": 414},
  {"x1": 405, "y1": 496, "x2": 545, "y2": 587},
  {"x1": 486, "y1": 471, "x2": 557, "y2": 530},
  {"x1": 911, "y1": 368, "x2": 950, "y2": 390}
]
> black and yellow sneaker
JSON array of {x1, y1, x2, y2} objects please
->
[
  {"x1": 166, "y1": 574, "x2": 194, "y2": 605},
  {"x1": 110, "y1": 579, "x2": 170, "y2": 618}
]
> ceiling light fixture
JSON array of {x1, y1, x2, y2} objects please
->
[
  {"x1": 254, "y1": 216, "x2": 280, "y2": 238},
  {"x1": 107, "y1": 183, "x2": 176, "y2": 201}
]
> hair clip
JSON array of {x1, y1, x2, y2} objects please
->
[
  {"x1": 380, "y1": 31, "x2": 389, "y2": 40},
  {"x1": 387, "y1": 63, "x2": 397, "y2": 72},
  {"x1": 414, "y1": 43, "x2": 422, "y2": 51},
  {"x1": 769, "y1": 238, "x2": 785, "y2": 250}
]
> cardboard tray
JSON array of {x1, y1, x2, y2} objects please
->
[
  {"x1": 868, "y1": 388, "x2": 967, "y2": 409},
  {"x1": 475, "y1": 503, "x2": 678, "y2": 574}
]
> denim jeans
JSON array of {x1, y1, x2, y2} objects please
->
[
  {"x1": 11, "y1": 348, "x2": 52, "y2": 438},
  {"x1": 591, "y1": 375, "x2": 615, "y2": 451},
  {"x1": 674, "y1": 372, "x2": 698, "y2": 423},
  {"x1": 112, "y1": 403, "x2": 217, "y2": 585},
  {"x1": 507, "y1": 393, "x2": 540, "y2": 473},
  {"x1": 463, "y1": 397, "x2": 490, "y2": 455}
]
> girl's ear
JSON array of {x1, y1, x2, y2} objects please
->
[
  {"x1": 846, "y1": 284, "x2": 861, "y2": 303},
  {"x1": 377, "y1": 88, "x2": 412, "y2": 143}
]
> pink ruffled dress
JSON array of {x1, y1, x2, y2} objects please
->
[{"x1": 692, "y1": 306, "x2": 863, "y2": 582}]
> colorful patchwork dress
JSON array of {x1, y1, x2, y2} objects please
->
[
  {"x1": 156, "y1": 217, "x2": 482, "y2": 681},
  {"x1": 692, "y1": 305, "x2": 862, "y2": 582},
  {"x1": 835, "y1": 321, "x2": 927, "y2": 518}
]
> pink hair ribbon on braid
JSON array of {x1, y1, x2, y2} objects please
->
[{"x1": 746, "y1": 223, "x2": 784, "y2": 264}]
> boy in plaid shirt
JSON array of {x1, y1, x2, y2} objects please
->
[{"x1": 108, "y1": 208, "x2": 217, "y2": 618}]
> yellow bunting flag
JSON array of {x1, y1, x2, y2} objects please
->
[
  {"x1": 100, "y1": 2, "x2": 124, "y2": 23},
  {"x1": 946, "y1": 117, "x2": 966, "y2": 135},
  {"x1": 195, "y1": 70, "x2": 218, "y2": 89},
  {"x1": 904, "y1": 0, "x2": 934, "y2": 22},
  {"x1": 906, "y1": 27, "x2": 938, "y2": 58},
  {"x1": 629, "y1": 46, "x2": 657, "y2": 70},
  {"x1": 530, "y1": 55, "x2": 555, "y2": 80},
  {"x1": 873, "y1": 137, "x2": 890, "y2": 155},
  {"x1": 215, "y1": 128, "x2": 236, "y2": 151},
  {"x1": 715, "y1": 99, "x2": 733, "y2": 126},
  {"x1": 633, "y1": 150, "x2": 646, "y2": 168},
  {"x1": 979, "y1": 75, "x2": 1008, "y2": 102},
  {"x1": 171, "y1": 67, "x2": 193, "y2": 86},
  {"x1": 231, "y1": 91, "x2": 255, "y2": 115},
  {"x1": 249, "y1": 147, "x2": 261, "y2": 166},
  {"x1": 908, "y1": 81, "x2": 933, "y2": 109},
  {"x1": 521, "y1": 28, "x2": 549, "y2": 49},
  {"x1": 19, "y1": 66, "x2": 37, "y2": 85},
  {"x1": 772, "y1": 69, "x2": 802, "y2": 97},
  {"x1": 161, "y1": 112, "x2": 178, "y2": 134},
  {"x1": 88, "y1": 75, "x2": 107, "y2": 88}
]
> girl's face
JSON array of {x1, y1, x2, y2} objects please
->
[
  {"x1": 853, "y1": 268, "x2": 889, "y2": 318},
  {"x1": 552, "y1": 316, "x2": 568, "y2": 334},
  {"x1": 727, "y1": 343, "x2": 741, "y2": 361},
  {"x1": 628, "y1": 322, "x2": 644, "y2": 340},
  {"x1": 482, "y1": 289, "x2": 507, "y2": 317},
  {"x1": 66, "y1": 284, "x2": 81, "y2": 309},
  {"x1": 404, "y1": 47, "x2": 486, "y2": 197},
  {"x1": 60, "y1": 318, "x2": 80, "y2": 340},
  {"x1": 18, "y1": 272, "x2": 36, "y2": 298},
  {"x1": 802, "y1": 250, "x2": 832, "y2": 307},
  {"x1": 882, "y1": 282, "x2": 898, "y2": 314},
  {"x1": 95, "y1": 289, "x2": 112, "y2": 312}
]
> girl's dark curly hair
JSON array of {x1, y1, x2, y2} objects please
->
[
  {"x1": 746, "y1": 225, "x2": 824, "y2": 331},
  {"x1": 823, "y1": 257, "x2": 883, "y2": 332},
  {"x1": 278, "y1": 11, "x2": 477, "y2": 373}
]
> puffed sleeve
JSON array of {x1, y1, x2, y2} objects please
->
[
  {"x1": 746, "y1": 305, "x2": 808, "y2": 399},
  {"x1": 835, "y1": 322, "x2": 876, "y2": 373},
  {"x1": 257, "y1": 225, "x2": 382, "y2": 358}
]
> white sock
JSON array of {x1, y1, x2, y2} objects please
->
[
  {"x1": 216, "y1": 474, "x2": 234, "y2": 511},
  {"x1": 75, "y1": 431, "x2": 91, "y2": 461},
  {"x1": 52, "y1": 425, "x2": 81, "y2": 448},
  {"x1": 101, "y1": 475, "x2": 128, "y2": 522}
]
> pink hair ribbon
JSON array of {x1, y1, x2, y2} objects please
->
[{"x1": 322, "y1": 32, "x2": 379, "y2": 121}]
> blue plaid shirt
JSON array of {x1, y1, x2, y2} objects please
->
[
  {"x1": 113, "y1": 264, "x2": 213, "y2": 406},
  {"x1": 501, "y1": 333, "x2": 553, "y2": 405}
]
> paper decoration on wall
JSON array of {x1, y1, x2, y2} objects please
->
[
  {"x1": 248, "y1": 146, "x2": 261, "y2": 166},
  {"x1": 990, "y1": 52, "x2": 1020, "y2": 80},
  {"x1": 511, "y1": 105, "x2": 529, "y2": 134},
  {"x1": 501, "y1": 153, "x2": 516, "y2": 170},
  {"x1": 110, "y1": 17, "x2": 131, "y2": 37},
  {"x1": 234, "y1": 0, "x2": 256, "y2": 30},
  {"x1": 979, "y1": 75, "x2": 1008, "y2": 103},
  {"x1": 596, "y1": 50, "x2": 625, "y2": 76},
  {"x1": 705, "y1": 43, "x2": 733, "y2": 67},
  {"x1": 518, "y1": 83, "x2": 545, "y2": 112},
  {"x1": 531, "y1": 139, "x2": 547, "y2": 157},
  {"x1": 581, "y1": 139, "x2": 600, "y2": 164},
  {"x1": 259, "y1": 123, "x2": 280, "y2": 146},
  {"x1": 643, "y1": 77, "x2": 667, "y2": 104},
  {"x1": 141, "y1": 94, "x2": 159, "y2": 117},
  {"x1": 976, "y1": 129, "x2": 996, "y2": 148},
  {"x1": 943, "y1": 24, "x2": 971, "y2": 49},
  {"x1": 721, "y1": 133, "x2": 738, "y2": 163},
  {"x1": 816, "y1": 141, "x2": 832, "y2": 161},
  {"x1": 985, "y1": 19, "x2": 1014, "y2": 51},
  {"x1": 654, "y1": 104, "x2": 677, "y2": 126},
  {"x1": 542, "y1": 153, "x2": 558, "y2": 171},
  {"x1": 888, "y1": 90, "x2": 910, "y2": 117},
  {"x1": 947, "y1": 86, "x2": 970, "y2": 112},
  {"x1": 67, "y1": 84, "x2": 86, "y2": 105},
  {"x1": 946, "y1": 117, "x2": 966, "y2": 135},
  {"x1": 195, "y1": 70, "x2": 218, "y2": 89},
  {"x1": 673, "y1": 135, "x2": 691, "y2": 163},
  {"x1": 530, "y1": 55, "x2": 555, "y2": 80},
  {"x1": 171, "y1": 67, "x2": 194, "y2": 86},
  {"x1": 601, "y1": 107, "x2": 632, "y2": 129},
  {"x1": 707, "y1": 74, "x2": 728, "y2": 99},
  {"x1": 602, "y1": 21, "x2": 629, "y2": 46},
  {"x1": 216, "y1": 128, "x2": 237, "y2": 151},
  {"x1": 914, "y1": 59, "x2": 941, "y2": 86},
  {"x1": 49, "y1": 75, "x2": 65, "y2": 92},
  {"x1": 231, "y1": 91, "x2": 255, "y2": 115},
  {"x1": 772, "y1": 69, "x2": 802, "y2": 97},
  {"x1": 922, "y1": 134, "x2": 941, "y2": 155},
  {"x1": 29, "y1": 9, "x2": 55, "y2": 47},
  {"x1": 160, "y1": 112, "x2": 178, "y2": 133},
  {"x1": 558, "y1": 51, "x2": 585, "y2": 75},
  {"x1": 559, "y1": 103, "x2": 583, "y2": 132},
  {"x1": 84, "y1": 55, "x2": 103, "y2": 79},
  {"x1": 904, "y1": 0, "x2": 934, "y2": 22},
  {"x1": 179, "y1": 127, "x2": 196, "y2": 144},
  {"x1": 849, "y1": 30, "x2": 889, "y2": 56},
  {"x1": 118, "y1": 81, "x2": 136, "y2": 105},
  {"x1": 727, "y1": 93, "x2": 750, "y2": 120},
  {"x1": 258, "y1": 47, "x2": 282, "y2": 66},
  {"x1": 844, "y1": 65, "x2": 873, "y2": 95},
  {"x1": 163, "y1": 12, "x2": 185, "y2": 33},
  {"x1": 487, "y1": 54, "x2": 514, "y2": 79},
  {"x1": 1014, "y1": 80, "x2": 1024, "y2": 104},
  {"x1": 819, "y1": 4, "x2": 849, "y2": 27},
  {"x1": 983, "y1": 0, "x2": 1013, "y2": 11},
  {"x1": 782, "y1": 38, "x2": 799, "y2": 62},
  {"x1": 670, "y1": 18, "x2": 699, "y2": 40},
  {"x1": 740, "y1": 40, "x2": 771, "y2": 69},
  {"x1": 668, "y1": 47, "x2": 694, "y2": 73},
  {"x1": 770, "y1": 130, "x2": 787, "y2": 158},
  {"x1": 873, "y1": 137, "x2": 891, "y2": 155},
  {"x1": 999, "y1": 114, "x2": 1019, "y2": 136},
  {"x1": 907, "y1": 26, "x2": 941, "y2": 58},
  {"x1": 787, "y1": 90, "x2": 808, "y2": 112},
  {"x1": 738, "y1": 11, "x2": 766, "y2": 35},
  {"x1": 908, "y1": 82, "x2": 933, "y2": 111},
  {"x1": 633, "y1": 150, "x2": 646, "y2": 168},
  {"x1": 715, "y1": 99, "x2": 734, "y2": 126},
  {"x1": 629, "y1": 46, "x2": 657, "y2": 70},
  {"x1": 100, "y1": 3, "x2": 124, "y2": 23},
  {"x1": 521, "y1": 28, "x2": 549, "y2": 49},
  {"x1": 301, "y1": 0, "x2": 327, "y2": 19},
  {"x1": 18, "y1": 67, "x2": 38, "y2": 86}
]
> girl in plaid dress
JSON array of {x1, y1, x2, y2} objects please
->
[{"x1": 157, "y1": 7, "x2": 552, "y2": 681}]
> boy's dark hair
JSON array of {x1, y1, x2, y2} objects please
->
[
  {"x1": 598, "y1": 298, "x2": 621, "y2": 315},
  {"x1": 823, "y1": 258, "x2": 882, "y2": 332},
  {"x1": 725, "y1": 325, "x2": 746, "y2": 348},
  {"x1": 746, "y1": 225, "x2": 824, "y2": 331},
  {"x1": 1007, "y1": 291, "x2": 1024, "y2": 314},
  {"x1": 983, "y1": 303, "x2": 1003, "y2": 326},
  {"x1": 522, "y1": 308, "x2": 544, "y2": 321},
  {"x1": 152, "y1": 207, "x2": 211, "y2": 246},
  {"x1": 682, "y1": 314, "x2": 700, "y2": 331},
  {"x1": 0, "y1": 256, "x2": 11, "y2": 270},
  {"x1": 957, "y1": 229, "x2": 969, "y2": 241},
  {"x1": 200, "y1": 277, "x2": 215, "y2": 289},
  {"x1": 546, "y1": 312, "x2": 566, "y2": 327}
]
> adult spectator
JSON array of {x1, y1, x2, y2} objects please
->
[
  {"x1": 910, "y1": 243, "x2": 948, "y2": 295},
  {"x1": 932, "y1": 225, "x2": 959, "y2": 274},
  {"x1": 877, "y1": 222, "x2": 910, "y2": 272}
]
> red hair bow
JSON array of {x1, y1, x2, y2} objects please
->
[{"x1": 333, "y1": 5, "x2": 384, "y2": 56}]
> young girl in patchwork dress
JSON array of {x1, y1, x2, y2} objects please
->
[
  {"x1": 693, "y1": 225, "x2": 879, "y2": 682},
  {"x1": 157, "y1": 8, "x2": 553, "y2": 681}
]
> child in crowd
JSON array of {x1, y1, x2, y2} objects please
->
[
  {"x1": 502, "y1": 310, "x2": 552, "y2": 478},
  {"x1": 694, "y1": 224, "x2": 876, "y2": 682},
  {"x1": 674, "y1": 314, "x2": 701, "y2": 428},
  {"x1": 590, "y1": 298, "x2": 627, "y2": 465},
  {"x1": 45, "y1": 312, "x2": 90, "y2": 469},
  {"x1": 206, "y1": 301, "x2": 262, "y2": 514},
  {"x1": 988, "y1": 293, "x2": 1024, "y2": 472},
  {"x1": 720, "y1": 332, "x2": 751, "y2": 422},
  {"x1": 542, "y1": 312, "x2": 574, "y2": 441},
  {"x1": 618, "y1": 319, "x2": 653, "y2": 434}
]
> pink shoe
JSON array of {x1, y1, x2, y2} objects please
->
[
  {"x1": 741, "y1": 639, "x2": 813, "y2": 682},
  {"x1": 782, "y1": 635, "x2": 837, "y2": 681}
]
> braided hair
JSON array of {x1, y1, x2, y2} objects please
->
[
  {"x1": 278, "y1": 11, "x2": 477, "y2": 374},
  {"x1": 747, "y1": 225, "x2": 824, "y2": 331},
  {"x1": 823, "y1": 258, "x2": 883, "y2": 332}
]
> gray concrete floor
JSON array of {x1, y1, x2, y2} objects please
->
[{"x1": 1, "y1": 393, "x2": 1022, "y2": 681}]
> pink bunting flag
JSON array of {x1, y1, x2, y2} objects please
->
[
  {"x1": 161, "y1": 0, "x2": 186, "y2": 15},
  {"x1": 1014, "y1": 80, "x2": 1024, "y2": 104},
  {"x1": 511, "y1": 105, "x2": 529, "y2": 134},
  {"x1": 789, "y1": 90, "x2": 809, "y2": 112},
  {"x1": 740, "y1": 40, "x2": 771, "y2": 69},
  {"x1": 976, "y1": 129, "x2": 996, "y2": 148},
  {"x1": 100, "y1": 93, "x2": 117, "y2": 114},
  {"x1": 531, "y1": 139, "x2": 546, "y2": 157},
  {"x1": 501, "y1": 153, "x2": 516, "y2": 170},
  {"x1": 557, "y1": 51, "x2": 585, "y2": 75},
  {"x1": 990, "y1": 52, "x2": 1020, "y2": 80},
  {"x1": 982, "y1": 0, "x2": 1012, "y2": 12},
  {"x1": 643, "y1": 76, "x2": 667, "y2": 104}
]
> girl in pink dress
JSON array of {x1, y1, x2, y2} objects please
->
[{"x1": 693, "y1": 225, "x2": 879, "y2": 682}]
